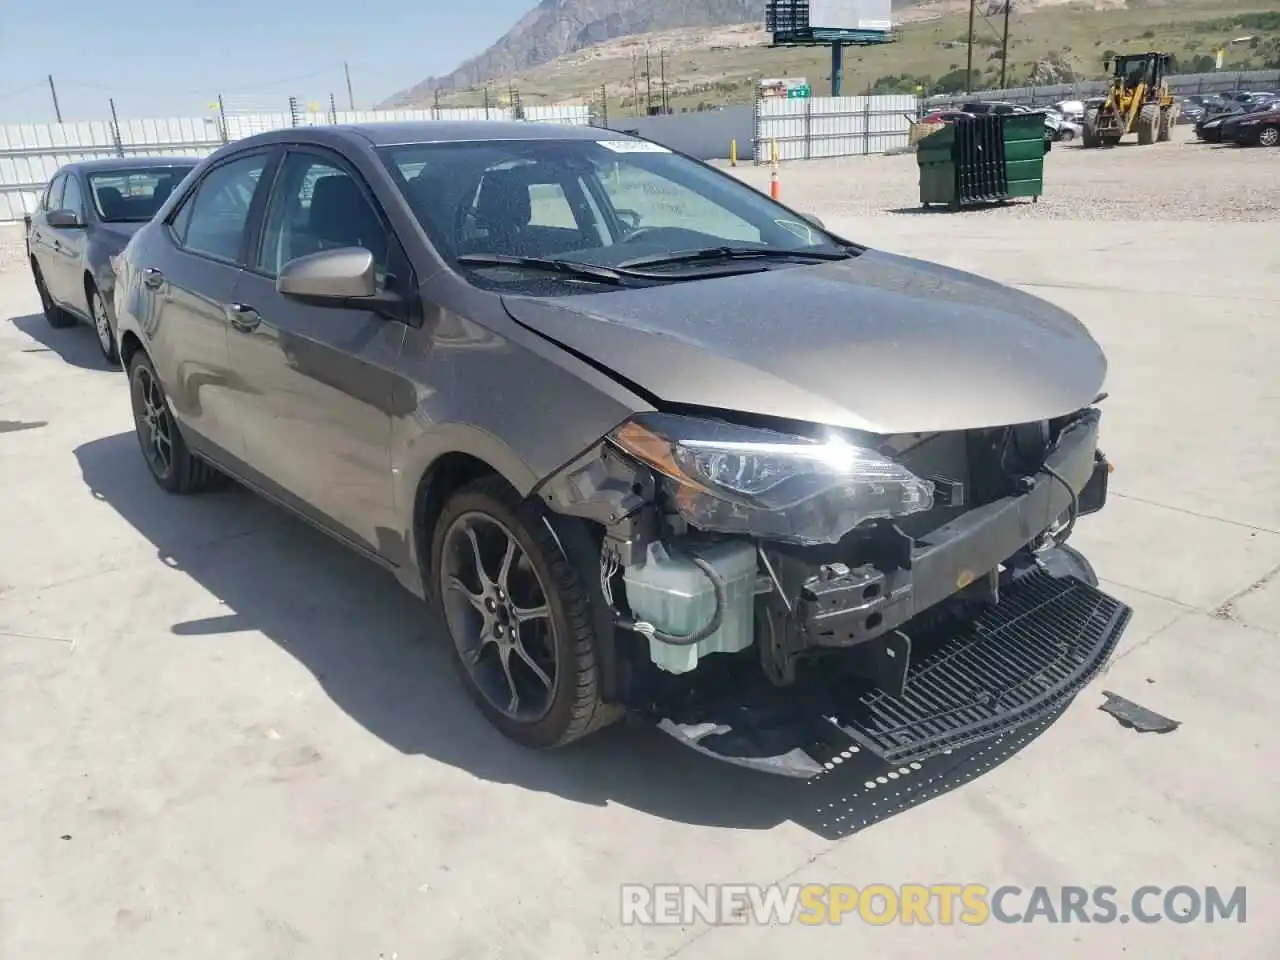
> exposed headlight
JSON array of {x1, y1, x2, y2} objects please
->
[{"x1": 608, "y1": 413, "x2": 934, "y2": 545}]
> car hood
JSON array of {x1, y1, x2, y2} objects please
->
[
  {"x1": 97, "y1": 222, "x2": 145, "y2": 246},
  {"x1": 501, "y1": 249, "x2": 1108, "y2": 435}
]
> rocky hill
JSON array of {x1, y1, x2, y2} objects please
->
[{"x1": 381, "y1": 0, "x2": 767, "y2": 106}]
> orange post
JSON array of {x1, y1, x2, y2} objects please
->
[{"x1": 769, "y1": 138, "x2": 780, "y2": 200}]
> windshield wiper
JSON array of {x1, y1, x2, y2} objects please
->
[
  {"x1": 455, "y1": 253, "x2": 626, "y2": 285},
  {"x1": 617, "y1": 245, "x2": 858, "y2": 270}
]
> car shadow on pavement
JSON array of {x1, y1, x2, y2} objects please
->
[
  {"x1": 11, "y1": 312, "x2": 116, "y2": 371},
  {"x1": 75, "y1": 430, "x2": 1060, "y2": 840}
]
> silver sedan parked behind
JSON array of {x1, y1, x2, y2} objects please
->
[
  {"x1": 112, "y1": 122, "x2": 1127, "y2": 777},
  {"x1": 26, "y1": 157, "x2": 197, "y2": 363}
]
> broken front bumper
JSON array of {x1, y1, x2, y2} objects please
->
[
  {"x1": 659, "y1": 565, "x2": 1132, "y2": 778},
  {"x1": 792, "y1": 410, "x2": 1108, "y2": 652}
]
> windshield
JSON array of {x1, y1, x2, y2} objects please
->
[
  {"x1": 88, "y1": 166, "x2": 195, "y2": 222},
  {"x1": 378, "y1": 138, "x2": 848, "y2": 291}
]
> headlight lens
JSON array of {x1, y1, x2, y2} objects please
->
[{"x1": 609, "y1": 414, "x2": 934, "y2": 545}]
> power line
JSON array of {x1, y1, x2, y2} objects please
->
[
  {"x1": 59, "y1": 64, "x2": 342, "y2": 98},
  {"x1": 0, "y1": 79, "x2": 47, "y2": 104}
]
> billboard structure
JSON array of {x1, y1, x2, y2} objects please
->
[
  {"x1": 765, "y1": 0, "x2": 894, "y2": 95},
  {"x1": 767, "y1": 0, "x2": 893, "y2": 43}
]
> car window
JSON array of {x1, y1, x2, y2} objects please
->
[
  {"x1": 44, "y1": 174, "x2": 65, "y2": 214},
  {"x1": 381, "y1": 138, "x2": 847, "y2": 290},
  {"x1": 88, "y1": 167, "x2": 195, "y2": 223},
  {"x1": 182, "y1": 153, "x2": 269, "y2": 263},
  {"x1": 256, "y1": 153, "x2": 388, "y2": 277},
  {"x1": 527, "y1": 181, "x2": 577, "y2": 229},
  {"x1": 61, "y1": 175, "x2": 84, "y2": 217},
  {"x1": 596, "y1": 164, "x2": 761, "y2": 243}
]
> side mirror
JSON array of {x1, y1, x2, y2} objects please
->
[
  {"x1": 277, "y1": 247, "x2": 377, "y2": 300},
  {"x1": 1102, "y1": 58, "x2": 1112, "y2": 72},
  {"x1": 47, "y1": 209, "x2": 84, "y2": 229},
  {"x1": 276, "y1": 246, "x2": 411, "y2": 322},
  {"x1": 801, "y1": 212, "x2": 826, "y2": 229}
]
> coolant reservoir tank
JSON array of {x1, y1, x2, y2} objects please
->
[{"x1": 622, "y1": 539, "x2": 758, "y2": 675}]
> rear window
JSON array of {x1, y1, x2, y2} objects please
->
[{"x1": 88, "y1": 166, "x2": 196, "y2": 222}]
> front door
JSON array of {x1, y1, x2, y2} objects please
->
[
  {"x1": 29, "y1": 174, "x2": 65, "y2": 294},
  {"x1": 228, "y1": 148, "x2": 406, "y2": 557},
  {"x1": 138, "y1": 149, "x2": 277, "y2": 462},
  {"x1": 46, "y1": 172, "x2": 89, "y2": 313}
]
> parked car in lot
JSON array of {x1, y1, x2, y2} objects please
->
[
  {"x1": 1196, "y1": 100, "x2": 1272, "y2": 143},
  {"x1": 1222, "y1": 102, "x2": 1280, "y2": 146},
  {"x1": 919, "y1": 109, "x2": 974, "y2": 124},
  {"x1": 1043, "y1": 109, "x2": 1084, "y2": 142},
  {"x1": 1177, "y1": 94, "x2": 1231, "y2": 124},
  {"x1": 1051, "y1": 99, "x2": 1085, "y2": 122},
  {"x1": 112, "y1": 122, "x2": 1126, "y2": 775},
  {"x1": 26, "y1": 157, "x2": 198, "y2": 363}
]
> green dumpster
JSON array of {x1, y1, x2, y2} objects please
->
[
  {"x1": 917, "y1": 112, "x2": 1044, "y2": 209},
  {"x1": 1001, "y1": 111, "x2": 1046, "y2": 201}
]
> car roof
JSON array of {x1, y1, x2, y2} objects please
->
[
  {"x1": 229, "y1": 120, "x2": 618, "y2": 151},
  {"x1": 61, "y1": 156, "x2": 201, "y2": 174}
]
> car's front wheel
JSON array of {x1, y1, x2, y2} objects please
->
[
  {"x1": 431, "y1": 476, "x2": 619, "y2": 749},
  {"x1": 128, "y1": 351, "x2": 223, "y2": 494},
  {"x1": 88, "y1": 281, "x2": 118, "y2": 365},
  {"x1": 1259, "y1": 124, "x2": 1280, "y2": 148}
]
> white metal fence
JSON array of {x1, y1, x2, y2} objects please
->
[
  {"x1": 0, "y1": 104, "x2": 592, "y2": 221},
  {"x1": 755, "y1": 94, "x2": 918, "y2": 162}
]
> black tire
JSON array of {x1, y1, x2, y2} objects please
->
[
  {"x1": 1157, "y1": 106, "x2": 1173, "y2": 142},
  {"x1": 32, "y1": 260, "x2": 76, "y2": 329},
  {"x1": 1137, "y1": 104, "x2": 1160, "y2": 145},
  {"x1": 431, "y1": 475, "x2": 620, "y2": 749},
  {"x1": 87, "y1": 280, "x2": 118, "y2": 365},
  {"x1": 127, "y1": 350, "x2": 223, "y2": 494},
  {"x1": 1259, "y1": 125, "x2": 1280, "y2": 148},
  {"x1": 1081, "y1": 109, "x2": 1102, "y2": 149}
]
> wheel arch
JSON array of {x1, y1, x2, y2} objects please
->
[
  {"x1": 407, "y1": 436, "x2": 542, "y2": 592},
  {"x1": 118, "y1": 330, "x2": 146, "y2": 370}
]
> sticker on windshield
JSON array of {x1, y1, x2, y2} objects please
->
[{"x1": 596, "y1": 140, "x2": 671, "y2": 153}]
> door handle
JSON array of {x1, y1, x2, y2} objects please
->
[
  {"x1": 142, "y1": 267, "x2": 165, "y2": 289},
  {"x1": 226, "y1": 303, "x2": 262, "y2": 333}
]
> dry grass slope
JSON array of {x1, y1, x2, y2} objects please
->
[{"x1": 420, "y1": 0, "x2": 1280, "y2": 113}]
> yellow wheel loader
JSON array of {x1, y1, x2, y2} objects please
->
[{"x1": 1081, "y1": 52, "x2": 1179, "y2": 148}]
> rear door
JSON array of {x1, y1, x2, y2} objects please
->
[
  {"x1": 139, "y1": 148, "x2": 279, "y2": 463},
  {"x1": 227, "y1": 146, "x2": 408, "y2": 555}
]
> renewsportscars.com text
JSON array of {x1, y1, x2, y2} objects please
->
[{"x1": 620, "y1": 883, "x2": 1247, "y2": 926}]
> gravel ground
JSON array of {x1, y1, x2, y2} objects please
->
[{"x1": 722, "y1": 126, "x2": 1280, "y2": 222}]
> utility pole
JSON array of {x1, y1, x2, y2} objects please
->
[
  {"x1": 965, "y1": 0, "x2": 976, "y2": 93},
  {"x1": 48, "y1": 75, "x2": 63, "y2": 123},
  {"x1": 644, "y1": 48, "x2": 653, "y2": 114},
  {"x1": 344, "y1": 62, "x2": 355, "y2": 110},
  {"x1": 999, "y1": 0, "x2": 1012, "y2": 89},
  {"x1": 659, "y1": 49, "x2": 668, "y2": 113},
  {"x1": 630, "y1": 52, "x2": 640, "y2": 115}
]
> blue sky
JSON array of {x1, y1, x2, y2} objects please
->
[{"x1": 0, "y1": 0, "x2": 534, "y2": 123}]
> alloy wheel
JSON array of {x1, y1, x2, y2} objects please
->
[
  {"x1": 439, "y1": 511, "x2": 559, "y2": 723},
  {"x1": 132, "y1": 365, "x2": 173, "y2": 479},
  {"x1": 1260, "y1": 126, "x2": 1279, "y2": 148},
  {"x1": 91, "y1": 289, "x2": 113, "y2": 356}
]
